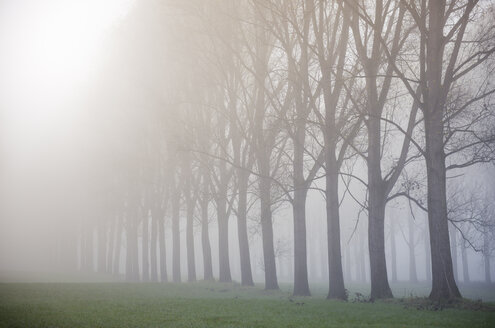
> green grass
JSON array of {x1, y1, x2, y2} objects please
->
[{"x1": 0, "y1": 282, "x2": 494, "y2": 328}]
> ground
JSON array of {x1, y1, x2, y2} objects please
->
[{"x1": 0, "y1": 281, "x2": 494, "y2": 327}]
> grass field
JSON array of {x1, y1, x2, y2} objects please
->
[{"x1": 1, "y1": 282, "x2": 494, "y2": 328}]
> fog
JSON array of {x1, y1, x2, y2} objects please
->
[{"x1": 0, "y1": 0, "x2": 494, "y2": 302}]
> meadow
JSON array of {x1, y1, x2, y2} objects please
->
[{"x1": 1, "y1": 281, "x2": 494, "y2": 328}]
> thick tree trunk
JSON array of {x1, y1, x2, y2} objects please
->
[
  {"x1": 368, "y1": 112, "x2": 393, "y2": 299},
  {"x1": 408, "y1": 216, "x2": 418, "y2": 283},
  {"x1": 237, "y1": 170, "x2": 254, "y2": 286},
  {"x1": 461, "y1": 239, "x2": 470, "y2": 283},
  {"x1": 157, "y1": 209, "x2": 168, "y2": 282},
  {"x1": 325, "y1": 146, "x2": 346, "y2": 299},
  {"x1": 424, "y1": 113, "x2": 461, "y2": 299},
  {"x1": 172, "y1": 190, "x2": 181, "y2": 283},
  {"x1": 259, "y1": 159, "x2": 278, "y2": 290},
  {"x1": 142, "y1": 210, "x2": 149, "y2": 282},
  {"x1": 423, "y1": 0, "x2": 461, "y2": 301},
  {"x1": 390, "y1": 218, "x2": 397, "y2": 283},
  {"x1": 186, "y1": 194, "x2": 196, "y2": 282},
  {"x1": 200, "y1": 190, "x2": 213, "y2": 281},
  {"x1": 150, "y1": 215, "x2": 158, "y2": 282}
]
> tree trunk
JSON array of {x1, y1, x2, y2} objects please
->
[
  {"x1": 484, "y1": 232, "x2": 491, "y2": 283},
  {"x1": 461, "y1": 239, "x2": 470, "y2": 283},
  {"x1": 368, "y1": 110, "x2": 393, "y2": 299},
  {"x1": 259, "y1": 157, "x2": 278, "y2": 290},
  {"x1": 423, "y1": 0, "x2": 461, "y2": 301},
  {"x1": 186, "y1": 193, "x2": 196, "y2": 282},
  {"x1": 217, "y1": 186, "x2": 232, "y2": 283},
  {"x1": 408, "y1": 216, "x2": 418, "y2": 283},
  {"x1": 237, "y1": 170, "x2": 254, "y2": 286},
  {"x1": 292, "y1": 188, "x2": 310, "y2": 295},
  {"x1": 200, "y1": 187, "x2": 213, "y2": 281},
  {"x1": 449, "y1": 224, "x2": 458, "y2": 282},
  {"x1": 150, "y1": 215, "x2": 158, "y2": 282},
  {"x1": 390, "y1": 218, "x2": 397, "y2": 283},
  {"x1": 325, "y1": 145, "x2": 346, "y2": 299},
  {"x1": 292, "y1": 130, "x2": 310, "y2": 295},
  {"x1": 157, "y1": 208, "x2": 168, "y2": 282},
  {"x1": 107, "y1": 216, "x2": 115, "y2": 274},
  {"x1": 425, "y1": 223, "x2": 432, "y2": 282},
  {"x1": 358, "y1": 227, "x2": 366, "y2": 282},
  {"x1": 97, "y1": 218, "x2": 107, "y2": 274},
  {"x1": 113, "y1": 214, "x2": 122, "y2": 276},
  {"x1": 172, "y1": 190, "x2": 181, "y2": 283},
  {"x1": 424, "y1": 113, "x2": 461, "y2": 299},
  {"x1": 344, "y1": 241, "x2": 351, "y2": 282},
  {"x1": 142, "y1": 209, "x2": 149, "y2": 282},
  {"x1": 84, "y1": 223, "x2": 93, "y2": 272}
]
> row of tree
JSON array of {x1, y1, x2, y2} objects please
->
[{"x1": 67, "y1": 0, "x2": 495, "y2": 301}]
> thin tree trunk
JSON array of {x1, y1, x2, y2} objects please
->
[
  {"x1": 425, "y1": 222, "x2": 432, "y2": 282},
  {"x1": 97, "y1": 218, "x2": 107, "y2": 274},
  {"x1": 390, "y1": 218, "x2": 397, "y2": 283},
  {"x1": 107, "y1": 215, "x2": 115, "y2": 274},
  {"x1": 484, "y1": 232, "x2": 491, "y2": 283},
  {"x1": 113, "y1": 214, "x2": 122, "y2": 276},
  {"x1": 142, "y1": 209, "x2": 150, "y2": 282},
  {"x1": 172, "y1": 189, "x2": 181, "y2": 283},
  {"x1": 217, "y1": 193, "x2": 231, "y2": 282},
  {"x1": 461, "y1": 239, "x2": 470, "y2": 283},
  {"x1": 186, "y1": 192, "x2": 196, "y2": 282},
  {"x1": 449, "y1": 224, "x2": 458, "y2": 282},
  {"x1": 150, "y1": 215, "x2": 158, "y2": 282},
  {"x1": 408, "y1": 216, "x2": 418, "y2": 283},
  {"x1": 157, "y1": 208, "x2": 168, "y2": 282},
  {"x1": 200, "y1": 183, "x2": 213, "y2": 281}
]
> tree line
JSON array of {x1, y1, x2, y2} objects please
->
[{"x1": 59, "y1": 0, "x2": 495, "y2": 302}]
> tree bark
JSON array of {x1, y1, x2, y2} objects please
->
[
  {"x1": 157, "y1": 208, "x2": 168, "y2": 282},
  {"x1": 172, "y1": 188, "x2": 181, "y2": 283},
  {"x1": 461, "y1": 239, "x2": 470, "y2": 283},
  {"x1": 408, "y1": 216, "x2": 418, "y2": 283},
  {"x1": 150, "y1": 215, "x2": 158, "y2": 282},
  {"x1": 292, "y1": 129, "x2": 310, "y2": 296},
  {"x1": 113, "y1": 214, "x2": 122, "y2": 276},
  {"x1": 325, "y1": 144, "x2": 346, "y2": 299},
  {"x1": 390, "y1": 218, "x2": 397, "y2": 283},
  {"x1": 200, "y1": 180, "x2": 213, "y2": 281},
  {"x1": 484, "y1": 232, "x2": 491, "y2": 283},
  {"x1": 449, "y1": 224, "x2": 458, "y2": 282},
  {"x1": 97, "y1": 217, "x2": 107, "y2": 274},
  {"x1": 186, "y1": 190, "x2": 196, "y2": 282},
  {"x1": 259, "y1": 156, "x2": 278, "y2": 290},
  {"x1": 237, "y1": 170, "x2": 254, "y2": 286},
  {"x1": 142, "y1": 209, "x2": 150, "y2": 282}
]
